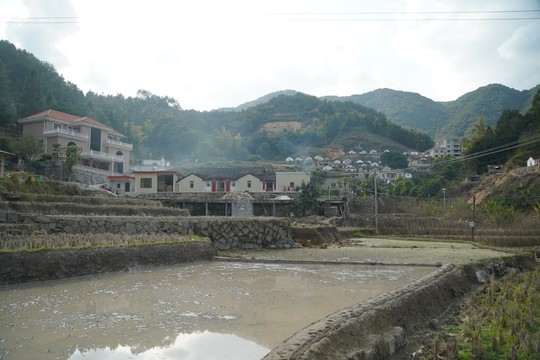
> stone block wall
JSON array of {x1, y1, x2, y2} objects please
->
[{"x1": 16, "y1": 214, "x2": 294, "y2": 250}]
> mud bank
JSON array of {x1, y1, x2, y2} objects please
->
[
  {"x1": 0, "y1": 240, "x2": 215, "y2": 284},
  {"x1": 264, "y1": 254, "x2": 536, "y2": 360}
]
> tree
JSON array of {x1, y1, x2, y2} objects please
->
[
  {"x1": 0, "y1": 61, "x2": 17, "y2": 128},
  {"x1": 18, "y1": 69, "x2": 46, "y2": 117},
  {"x1": 63, "y1": 144, "x2": 82, "y2": 180},
  {"x1": 0, "y1": 136, "x2": 13, "y2": 152},
  {"x1": 18, "y1": 134, "x2": 43, "y2": 160},
  {"x1": 294, "y1": 181, "x2": 320, "y2": 216},
  {"x1": 380, "y1": 151, "x2": 408, "y2": 169}
]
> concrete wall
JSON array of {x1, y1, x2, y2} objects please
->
[
  {"x1": 178, "y1": 174, "x2": 205, "y2": 192},
  {"x1": 276, "y1": 172, "x2": 310, "y2": 192},
  {"x1": 15, "y1": 214, "x2": 294, "y2": 250}
]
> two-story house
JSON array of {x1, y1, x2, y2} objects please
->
[{"x1": 19, "y1": 109, "x2": 132, "y2": 175}]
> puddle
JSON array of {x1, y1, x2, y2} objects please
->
[{"x1": 0, "y1": 261, "x2": 434, "y2": 360}]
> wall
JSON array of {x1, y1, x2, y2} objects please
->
[
  {"x1": 15, "y1": 214, "x2": 294, "y2": 250},
  {"x1": 0, "y1": 240, "x2": 215, "y2": 284},
  {"x1": 264, "y1": 255, "x2": 536, "y2": 360},
  {"x1": 237, "y1": 174, "x2": 261, "y2": 192},
  {"x1": 178, "y1": 174, "x2": 204, "y2": 192},
  {"x1": 276, "y1": 172, "x2": 310, "y2": 192},
  {"x1": 134, "y1": 172, "x2": 158, "y2": 193}
]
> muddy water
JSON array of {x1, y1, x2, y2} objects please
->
[{"x1": 0, "y1": 261, "x2": 434, "y2": 360}]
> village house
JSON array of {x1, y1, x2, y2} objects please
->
[
  {"x1": 133, "y1": 170, "x2": 179, "y2": 193},
  {"x1": 173, "y1": 167, "x2": 310, "y2": 194},
  {"x1": 377, "y1": 167, "x2": 412, "y2": 184},
  {"x1": 19, "y1": 109, "x2": 132, "y2": 175},
  {"x1": 426, "y1": 138, "x2": 462, "y2": 158}
]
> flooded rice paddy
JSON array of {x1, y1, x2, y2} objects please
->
[{"x1": 0, "y1": 260, "x2": 435, "y2": 360}]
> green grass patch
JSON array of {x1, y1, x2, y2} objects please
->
[
  {"x1": 0, "y1": 233, "x2": 210, "y2": 252},
  {"x1": 419, "y1": 266, "x2": 540, "y2": 360}
]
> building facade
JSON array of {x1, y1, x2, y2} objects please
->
[
  {"x1": 19, "y1": 109, "x2": 132, "y2": 174},
  {"x1": 427, "y1": 138, "x2": 462, "y2": 158}
]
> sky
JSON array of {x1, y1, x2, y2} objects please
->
[{"x1": 1, "y1": 0, "x2": 539, "y2": 111}]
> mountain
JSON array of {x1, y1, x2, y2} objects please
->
[
  {"x1": 0, "y1": 40, "x2": 432, "y2": 164},
  {"x1": 323, "y1": 89, "x2": 447, "y2": 136},
  {"x1": 324, "y1": 84, "x2": 539, "y2": 138},
  {"x1": 219, "y1": 90, "x2": 299, "y2": 112}
]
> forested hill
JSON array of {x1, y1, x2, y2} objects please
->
[
  {"x1": 0, "y1": 40, "x2": 433, "y2": 164},
  {"x1": 323, "y1": 84, "x2": 539, "y2": 138}
]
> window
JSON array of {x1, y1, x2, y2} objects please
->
[
  {"x1": 247, "y1": 180, "x2": 251, "y2": 188},
  {"x1": 189, "y1": 181, "x2": 194, "y2": 188},
  {"x1": 116, "y1": 184, "x2": 121, "y2": 189},
  {"x1": 54, "y1": 123, "x2": 61, "y2": 131},
  {"x1": 140, "y1": 178, "x2": 152, "y2": 188},
  {"x1": 290, "y1": 182, "x2": 295, "y2": 188}
]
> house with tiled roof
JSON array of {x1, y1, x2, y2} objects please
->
[
  {"x1": 176, "y1": 167, "x2": 309, "y2": 193},
  {"x1": 18, "y1": 109, "x2": 132, "y2": 175}
]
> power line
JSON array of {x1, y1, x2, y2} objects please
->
[
  {"x1": 432, "y1": 134, "x2": 540, "y2": 167},
  {"x1": 2, "y1": 9, "x2": 540, "y2": 24}
]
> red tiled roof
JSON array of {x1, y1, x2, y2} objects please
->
[
  {"x1": 108, "y1": 176, "x2": 134, "y2": 179},
  {"x1": 132, "y1": 170, "x2": 179, "y2": 174},
  {"x1": 22, "y1": 109, "x2": 122, "y2": 135}
]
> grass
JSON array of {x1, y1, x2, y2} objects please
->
[
  {"x1": 419, "y1": 266, "x2": 540, "y2": 360},
  {"x1": 0, "y1": 233, "x2": 209, "y2": 252}
]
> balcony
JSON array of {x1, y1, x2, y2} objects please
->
[
  {"x1": 107, "y1": 138, "x2": 133, "y2": 150},
  {"x1": 81, "y1": 150, "x2": 124, "y2": 162},
  {"x1": 43, "y1": 128, "x2": 88, "y2": 139}
]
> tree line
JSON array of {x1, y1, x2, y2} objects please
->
[{"x1": 0, "y1": 40, "x2": 433, "y2": 164}]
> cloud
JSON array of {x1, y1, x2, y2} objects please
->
[
  {"x1": 5, "y1": 0, "x2": 78, "y2": 67},
  {"x1": 1, "y1": 0, "x2": 538, "y2": 110}
]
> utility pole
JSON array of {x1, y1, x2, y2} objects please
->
[
  {"x1": 442, "y1": 188, "x2": 446, "y2": 206},
  {"x1": 374, "y1": 172, "x2": 379, "y2": 235},
  {"x1": 471, "y1": 195, "x2": 476, "y2": 242}
]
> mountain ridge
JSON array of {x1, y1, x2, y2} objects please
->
[{"x1": 229, "y1": 84, "x2": 539, "y2": 138}]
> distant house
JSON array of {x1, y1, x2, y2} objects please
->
[
  {"x1": 19, "y1": 109, "x2": 132, "y2": 175},
  {"x1": 369, "y1": 150, "x2": 377, "y2": 155},
  {"x1": 527, "y1": 157, "x2": 539, "y2": 167},
  {"x1": 377, "y1": 167, "x2": 406, "y2": 184},
  {"x1": 322, "y1": 165, "x2": 333, "y2": 171},
  {"x1": 426, "y1": 138, "x2": 462, "y2": 158},
  {"x1": 409, "y1": 157, "x2": 432, "y2": 172},
  {"x1": 286, "y1": 157, "x2": 294, "y2": 162}
]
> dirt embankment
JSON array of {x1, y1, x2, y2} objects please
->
[
  {"x1": 0, "y1": 240, "x2": 215, "y2": 284},
  {"x1": 264, "y1": 255, "x2": 536, "y2": 360}
]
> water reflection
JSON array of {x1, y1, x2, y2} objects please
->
[
  {"x1": 0, "y1": 261, "x2": 434, "y2": 360},
  {"x1": 69, "y1": 331, "x2": 269, "y2": 360}
]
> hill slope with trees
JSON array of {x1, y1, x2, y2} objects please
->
[
  {"x1": 0, "y1": 40, "x2": 432, "y2": 164},
  {"x1": 323, "y1": 84, "x2": 539, "y2": 138}
]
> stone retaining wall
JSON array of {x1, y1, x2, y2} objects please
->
[
  {"x1": 264, "y1": 255, "x2": 536, "y2": 360},
  {"x1": 0, "y1": 240, "x2": 215, "y2": 284},
  {"x1": 0, "y1": 201, "x2": 189, "y2": 217},
  {"x1": 15, "y1": 214, "x2": 294, "y2": 250}
]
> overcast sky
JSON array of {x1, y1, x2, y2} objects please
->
[{"x1": 1, "y1": 0, "x2": 539, "y2": 111}]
